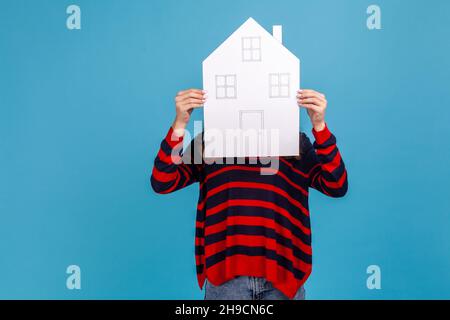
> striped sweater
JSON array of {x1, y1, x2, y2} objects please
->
[{"x1": 151, "y1": 124, "x2": 348, "y2": 299}]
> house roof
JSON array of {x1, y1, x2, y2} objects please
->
[{"x1": 203, "y1": 17, "x2": 299, "y2": 64}]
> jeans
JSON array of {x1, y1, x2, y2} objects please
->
[{"x1": 204, "y1": 276, "x2": 306, "y2": 300}]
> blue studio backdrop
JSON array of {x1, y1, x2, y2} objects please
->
[{"x1": 1, "y1": 0, "x2": 449, "y2": 299}]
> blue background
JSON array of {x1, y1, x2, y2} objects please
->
[{"x1": 1, "y1": 0, "x2": 449, "y2": 299}]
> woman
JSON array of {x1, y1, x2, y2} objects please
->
[{"x1": 151, "y1": 88, "x2": 348, "y2": 300}]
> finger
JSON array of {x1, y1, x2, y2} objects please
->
[
  {"x1": 176, "y1": 91, "x2": 206, "y2": 102},
  {"x1": 177, "y1": 91, "x2": 205, "y2": 102},
  {"x1": 179, "y1": 98, "x2": 205, "y2": 107},
  {"x1": 298, "y1": 103, "x2": 322, "y2": 113},
  {"x1": 177, "y1": 88, "x2": 204, "y2": 95},
  {"x1": 298, "y1": 97, "x2": 324, "y2": 106},
  {"x1": 298, "y1": 89, "x2": 323, "y2": 96},
  {"x1": 176, "y1": 88, "x2": 205, "y2": 98},
  {"x1": 180, "y1": 98, "x2": 206, "y2": 107},
  {"x1": 297, "y1": 90, "x2": 326, "y2": 102},
  {"x1": 298, "y1": 89, "x2": 326, "y2": 99},
  {"x1": 297, "y1": 89, "x2": 319, "y2": 96},
  {"x1": 297, "y1": 92, "x2": 325, "y2": 101}
]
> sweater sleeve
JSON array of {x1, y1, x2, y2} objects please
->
[
  {"x1": 150, "y1": 127, "x2": 202, "y2": 194},
  {"x1": 301, "y1": 123, "x2": 348, "y2": 198}
]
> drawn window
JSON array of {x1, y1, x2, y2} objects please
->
[
  {"x1": 269, "y1": 73, "x2": 290, "y2": 98},
  {"x1": 242, "y1": 36, "x2": 261, "y2": 62},
  {"x1": 216, "y1": 75, "x2": 237, "y2": 99}
]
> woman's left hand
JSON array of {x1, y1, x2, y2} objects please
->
[{"x1": 297, "y1": 89, "x2": 327, "y2": 131}]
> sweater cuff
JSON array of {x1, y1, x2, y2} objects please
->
[
  {"x1": 312, "y1": 123, "x2": 332, "y2": 145},
  {"x1": 165, "y1": 126, "x2": 184, "y2": 149}
]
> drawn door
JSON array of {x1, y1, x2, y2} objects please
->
[{"x1": 239, "y1": 110, "x2": 264, "y2": 156}]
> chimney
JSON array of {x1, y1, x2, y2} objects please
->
[{"x1": 272, "y1": 25, "x2": 282, "y2": 44}]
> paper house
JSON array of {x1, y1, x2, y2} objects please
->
[{"x1": 202, "y1": 17, "x2": 300, "y2": 158}]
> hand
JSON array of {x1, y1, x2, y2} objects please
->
[
  {"x1": 297, "y1": 89, "x2": 327, "y2": 131},
  {"x1": 172, "y1": 88, "x2": 207, "y2": 136}
]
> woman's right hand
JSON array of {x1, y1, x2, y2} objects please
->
[{"x1": 172, "y1": 88, "x2": 207, "y2": 136}]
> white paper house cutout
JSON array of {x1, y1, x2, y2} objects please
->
[{"x1": 202, "y1": 17, "x2": 300, "y2": 158}]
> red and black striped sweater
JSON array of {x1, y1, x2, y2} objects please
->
[{"x1": 151, "y1": 124, "x2": 348, "y2": 299}]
